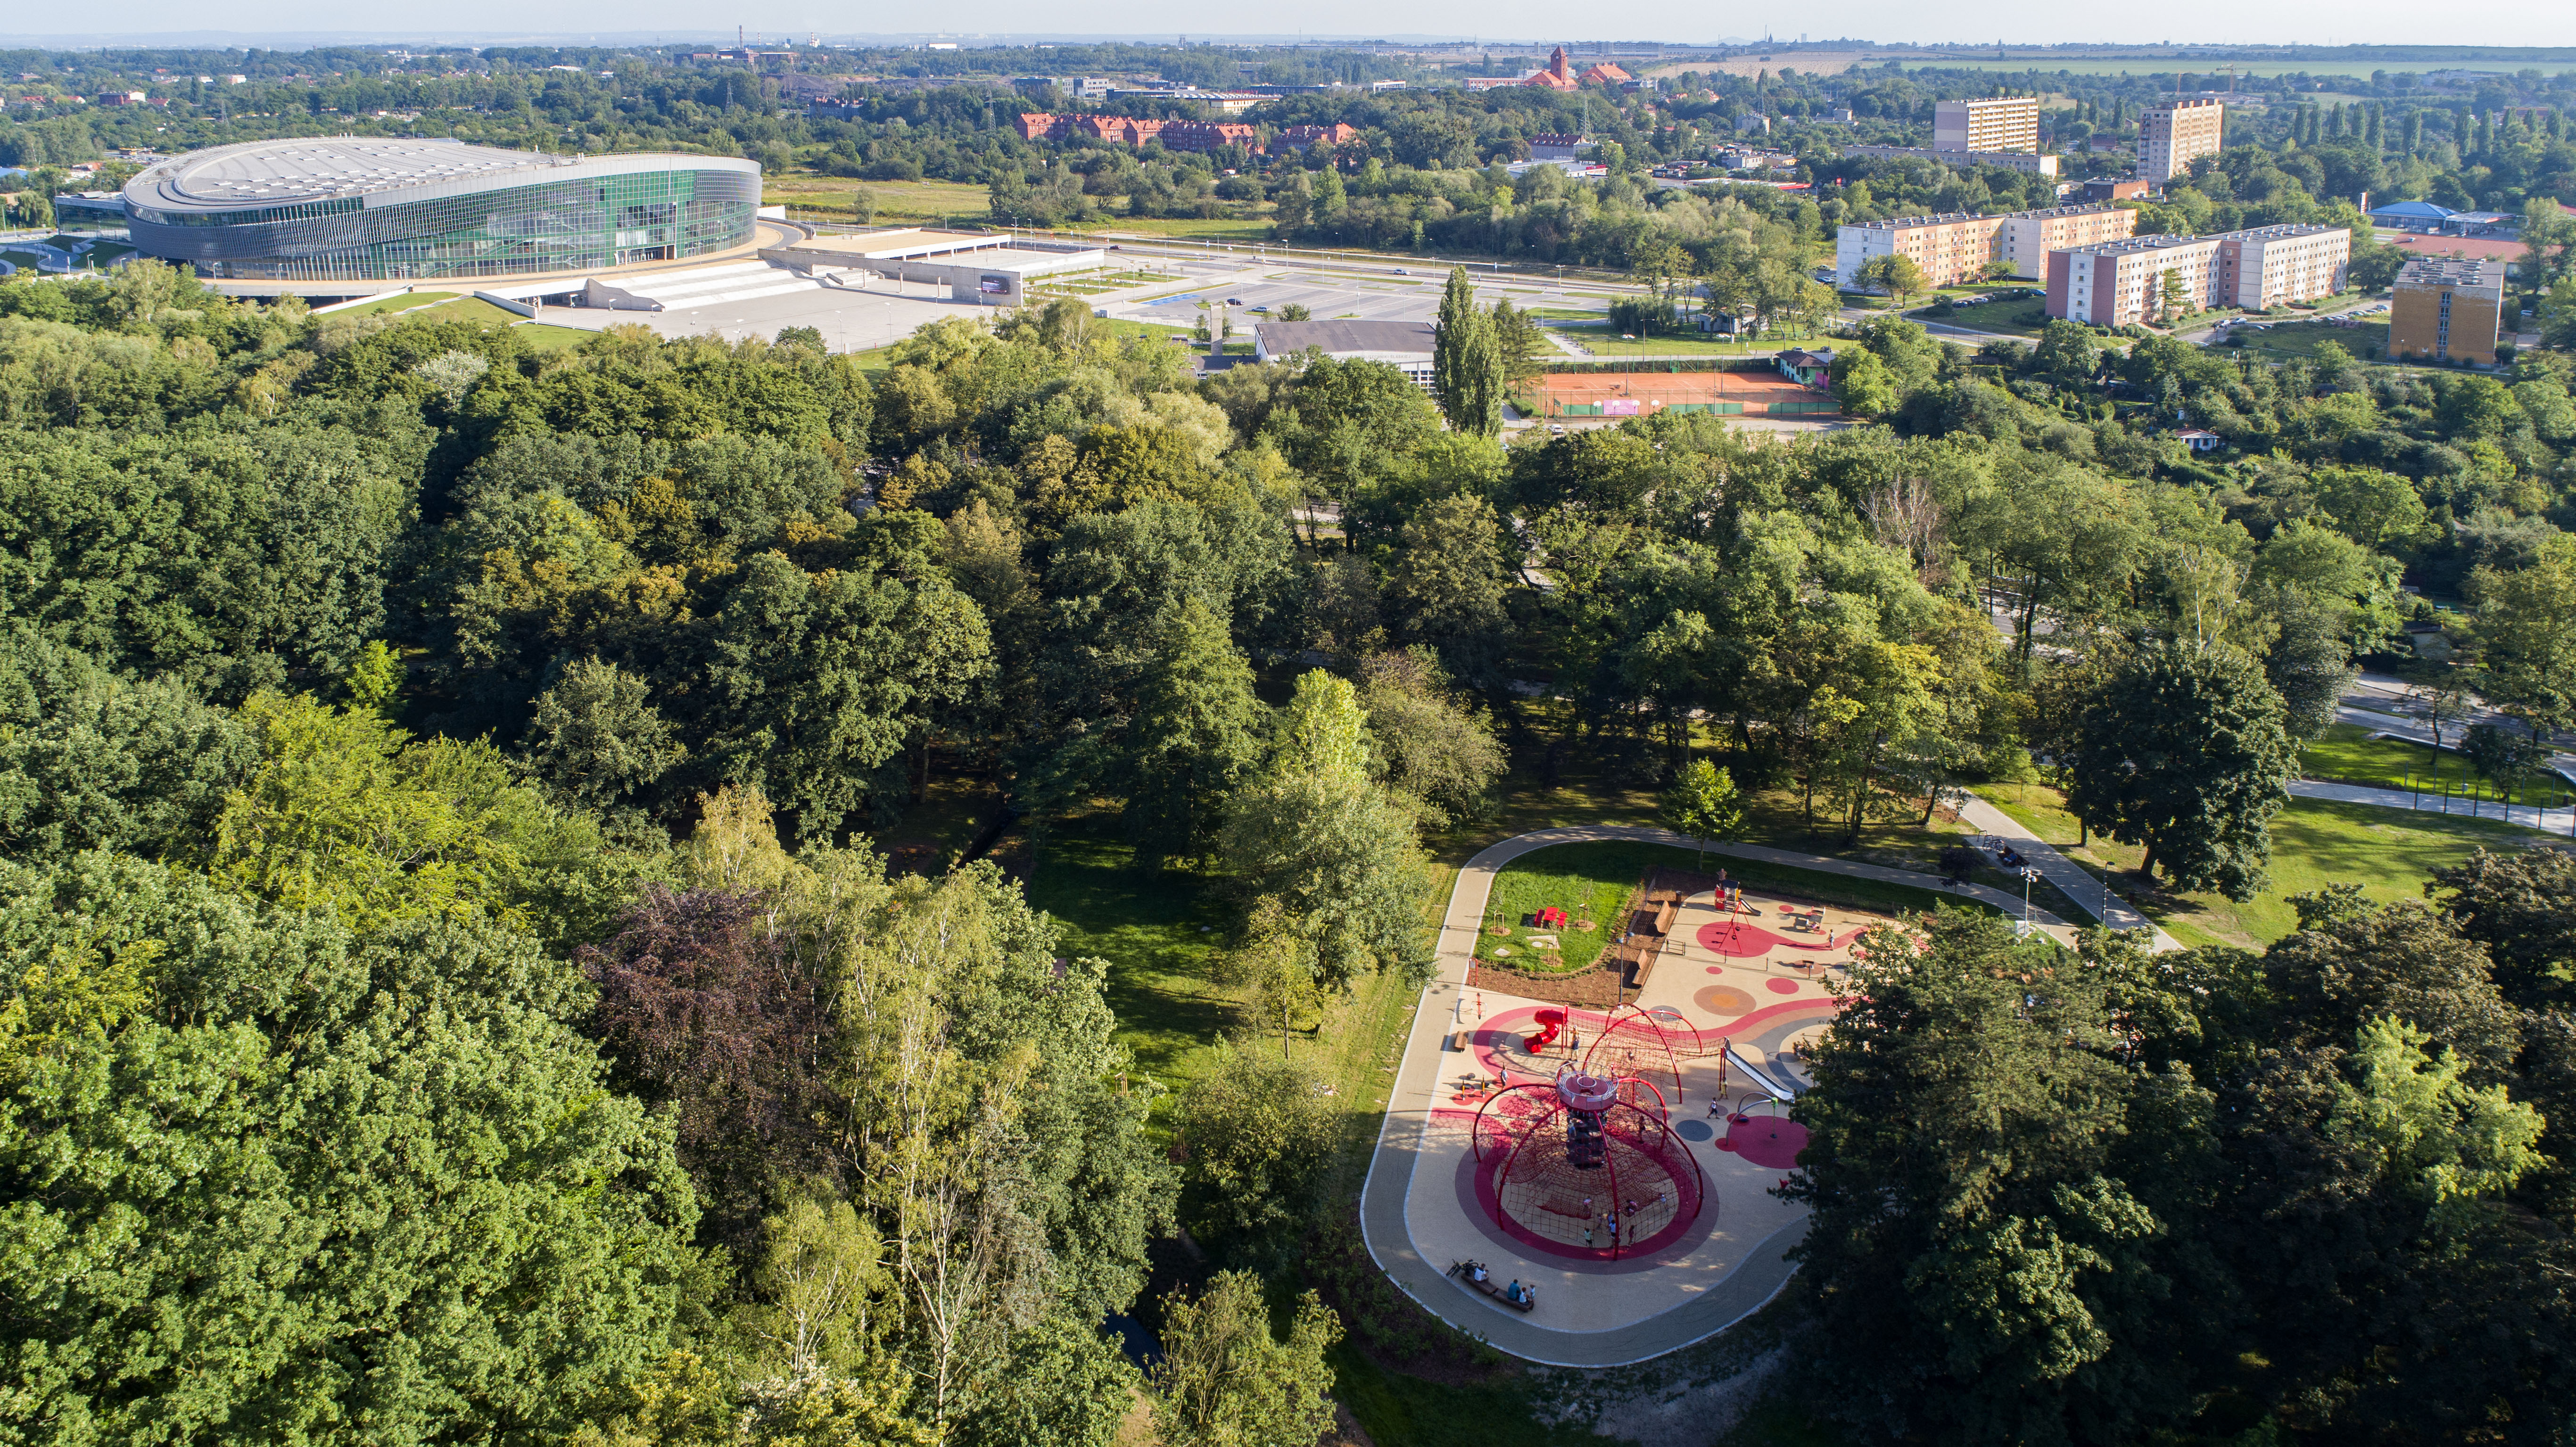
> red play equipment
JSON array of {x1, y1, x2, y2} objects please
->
[
  {"x1": 1579, "y1": 1002, "x2": 1703, "y2": 1107},
  {"x1": 1522, "y1": 1007, "x2": 1566, "y2": 1053},
  {"x1": 1470, "y1": 1062, "x2": 1708, "y2": 1261},
  {"x1": 1534, "y1": 906, "x2": 1569, "y2": 929}
]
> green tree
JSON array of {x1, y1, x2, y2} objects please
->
[
  {"x1": 1830, "y1": 347, "x2": 1900, "y2": 418},
  {"x1": 1116, "y1": 596, "x2": 1267, "y2": 869},
  {"x1": 1148, "y1": 1272, "x2": 1339, "y2": 1447},
  {"x1": 1353, "y1": 647, "x2": 1505, "y2": 830},
  {"x1": 1431, "y1": 266, "x2": 1503, "y2": 437},
  {"x1": 1858, "y1": 253, "x2": 1929, "y2": 307},
  {"x1": 2063, "y1": 641, "x2": 2296, "y2": 898},
  {"x1": 2469, "y1": 534, "x2": 2576, "y2": 737},
  {"x1": 1790, "y1": 909, "x2": 2205, "y2": 1446},
  {"x1": 1175, "y1": 1040, "x2": 1339, "y2": 1248},
  {"x1": 2156, "y1": 267, "x2": 2191, "y2": 322},
  {"x1": 1219, "y1": 671, "x2": 1433, "y2": 987},
  {"x1": 1385, "y1": 493, "x2": 1511, "y2": 680},
  {"x1": 522, "y1": 656, "x2": 687, "y2": 816},
  {"x1": 1658, "y1": 759, "x2": 1745, "y2": 868},
  {"x1": 0, "y1": 858, "x2": 708, "y2": 1446}
]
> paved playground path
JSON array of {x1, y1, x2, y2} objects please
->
[{"x1": 1358, "y1": 823, "x2": 2076, "y2": 1367}]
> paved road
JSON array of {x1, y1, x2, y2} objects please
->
[{"x1": 1358, "y1": 824, "x2": 2076, "y2": 1367}]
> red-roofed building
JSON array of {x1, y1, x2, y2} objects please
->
[
  {"x1": 1159, "y1": 120, "x2": 1260, "y2": 153},
  {"x1": 1277, "y1": 123, "x2": 1359, "y2": 148},
  {"x1": 1523, "y1": 46, "x2": 1578, "y2": 91},
  {"x1": 1579, "y1": 61, "x2": 1632, "y2": 86},
  {"x1": 1013, "y1": 112, "x2": 1060, "y2": 140}
]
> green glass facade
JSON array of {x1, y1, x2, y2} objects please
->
[{"x1": 128, "y1": 164, "x2": 759, "y2": 282}]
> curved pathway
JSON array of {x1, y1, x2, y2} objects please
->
[{"x1": 1358, "y1": 824, "x2": 2073, "y2": 1367}]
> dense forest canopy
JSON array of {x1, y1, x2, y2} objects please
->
[{"x1": 5, "y1": 39, "x2": 2576, "y2": 1438}]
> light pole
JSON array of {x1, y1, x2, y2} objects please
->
[{"x1": 2019, "y1": 866, "x2": 2041, "y2": 938}]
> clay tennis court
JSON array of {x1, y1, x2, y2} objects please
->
[{"x1": 1533, "y1": 369, "x2": 1840, "y2": 419}]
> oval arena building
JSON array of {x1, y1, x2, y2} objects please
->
[{"x1": 124, "y1": 137, "x2": 760, "y2": 283}]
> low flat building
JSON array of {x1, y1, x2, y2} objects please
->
[
  {"x1": 1251, "y1": 319, "x2": 1436, "y2": 391},
  {"x1": 2046, "y1": 233, "x2": 2223, "y2": 327},
  {"x1": 2214, "y1": 224, "x2": 2351, "y2": 309},
  {"x1": 1935, "y1": 97, "x2": 2041, "y2": 154},
  {"x1": 2390, "y1": 255, "x2": 2506, "y2": 365},
  {"x1": 1837, "y1": 202, "x2": 2130, "y2": 288},
  {"x1": 763, "y1": 227, "x2": 1105, "y2": 306},
  {"x1": 1842, "y1": 143, "x2": 2059, "y2": 177},
  {"x1": 1527, "y1": 132, "x2": 1587, "y2": 162}
]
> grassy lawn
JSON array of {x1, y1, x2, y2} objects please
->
[
  {"x1": 514, "y1": 323, "x2": 597, "y2": 352},
  {"x1": 1979, "y1": 781, "x2": 2549, "y2": 950},
  {"x1": 403, "y1": 295, "x2": 540, "y2": 327},
  {"x1": 768, "y1": 175, "x2": 993, "y2": 225},
  {"x1": 1330, "y1": 1345, "x2": 1616, "y2": 1447},
  {"x1": 2229, "y1": 317, "x2": 2392, "y2": 361},
  {"x1": 2301, "y1": 721, "x2": 2574, "y2": 809},
  {"x1": 324, "y1": 289, "x2": 458, "y2": 317},
  {"x1": 1927, "y1": 297, "x2": 2052, "y2": 335},
  {"x1": 1481, "y1": 851, "x2": 1630, "y2": 970},
  {"x1": 1549, "y1": 322, "x2": 1795, "y2": 357}
]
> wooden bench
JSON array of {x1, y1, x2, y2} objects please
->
[{"x1": 1448, "y1": 1261, "x2": 1537, "y2": 1312}]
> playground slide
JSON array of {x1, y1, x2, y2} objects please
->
[{"x1": 1725, "y1": 1042, "x2": 1799, "y2": 1101}]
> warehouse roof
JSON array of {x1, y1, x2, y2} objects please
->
[{"x1": 1252, "y1": 320, "x2": 1437, "y2": 357}]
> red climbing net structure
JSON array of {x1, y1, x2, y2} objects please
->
[
  {"x1": 1470, "y1": 1063, "x2": 1708, "y2": 1260},
  {"x1": 1579, "y1": 1003, "x2": 1705, "y2": 1106}
]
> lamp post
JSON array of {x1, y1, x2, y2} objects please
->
[{"x1": 2019, "y1": 865, "x2": 2041, "y2": 938}]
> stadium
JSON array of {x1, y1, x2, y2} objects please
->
[{"x1": 121, "y1": 138, "x2": 760, "y2": 283}]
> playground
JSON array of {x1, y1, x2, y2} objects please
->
[
  {"x1": 1399, "y1": 869, "x2": 1882, "y2": 1335},
  {"x1": 1529, "y1": 369, "x2": 1840, "y2": 419}
]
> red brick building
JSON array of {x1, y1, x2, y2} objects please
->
[{"x1": 1010, "y1": 113, "x2": 1255, "y2": 151}]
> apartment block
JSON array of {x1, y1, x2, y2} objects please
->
[
  {"x1": 2214, "y1": 224, "x2": 2351, "y2": 309},
  {"x1": 2390, "y1": 255, "x2": 2507, "y2": 365},
  {"x1": 1836, "y1": 203, "x2": 2133, "y2": 288},
  {"x1": 2046, "y1": 234, "x2": 2223, "y2": 326},
  {"x1": 2140, "y1": 98, "x2": 2226, "y2": 183},
  {"x1": 1998, "y1": 205, "x2": 2140, "y2": 279},
  {"x1": 1842, "y1": 143, "x2": 2060, "y2": 177},
  {"x1": 1934, "y1": 97, "x2": 2041, "y2": 154}
]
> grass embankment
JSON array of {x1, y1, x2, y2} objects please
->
[
  {"x1": 320, "y1": 290, "x2": 459, "y2": 317},
  {"x1": 763, "y1": 173, "x2": 1282, "y2": 243},
  {"x1": 1547, "y1": 321, "x2": 1784, "y2": 358},
  {"x1": 1979, "y1": 780, "x2": 2547, "y2": 950},
  {"x1": 2301, "y1": 721, "x2": 2574, "y2": 810},
  {"x1": 2230, "y1": 317, "x2": 2393, "y2": 361}
]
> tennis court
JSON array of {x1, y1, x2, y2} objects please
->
[{"x1": 1532, "y1": 369, "x2": 1841, "y2": 419}]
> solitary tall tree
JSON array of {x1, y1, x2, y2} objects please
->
[
  {"x1": 1660, "y1": 759, "x2": 1746, "y2": 870},
  {"x1": 2062, "y1": 640, "x2": 2296, "y2": 899},
  {"x1": 1432, "y1": 265, "x2": 1504, "y2": 436}
]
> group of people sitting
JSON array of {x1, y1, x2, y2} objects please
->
[{"x1": 1461, "y1": 1261, "x2": 1538, "y2": 1307}]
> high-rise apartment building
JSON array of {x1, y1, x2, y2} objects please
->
[
  {"x1": 1934, "y1": 97, "x2": 2041, "y2": 154},
  {"x1": 2139, "y1": 98, "x2": 2226, "y2": 182},
  {"x1": 2390, "y1": 256, "x2": 2507, "y2": 365},
  {"x1": 1835, "y1": 204, "x2": 2136, "y2": 289},
  {"x1": 2214, "y1": 224, "x2": 2351, "y2": 309}
]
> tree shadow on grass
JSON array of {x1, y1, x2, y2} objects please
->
[{"x1": 1026, "y1": 815, "x2": 1238, "y2": 1085}]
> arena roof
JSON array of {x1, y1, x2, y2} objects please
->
[
  {"x1": 125, "y1": 138, "x2": 573, "y2": 213},
  {"x1": 122, "y1": 138, "x2": 755, "y2": 220}
]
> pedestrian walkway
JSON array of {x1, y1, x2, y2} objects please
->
[
  {"x1": 2290, "y1": 778, "x2": 2572, "y2": 835},
  {"x1": 1952, "y1": 792, "x2": 2181, "y2": 952},
  {"x1": 1358, "y1": 823, "x2": 2081, "y2": 1368}
]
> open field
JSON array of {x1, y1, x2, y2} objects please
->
[
  {"x1": 766, "y1": 174, "x2": 993, "y2": 224},
  {"x1": 2302, "y1": 722, "x2": 2575, "y2": 809},
  {"x1": 1979, "y1": 781, "x2": 2546, "y2": 949},
  {"x1": 1532, "y1": 368, "x2": 1837, "y2": 419}
]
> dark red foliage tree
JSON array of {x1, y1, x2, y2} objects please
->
[{"x1": 580, "y1": 886, "x2": 842, "y2": 1247}]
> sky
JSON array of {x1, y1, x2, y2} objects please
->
[{"x1": 3, "y1": 0, "x2": 2572, "y2": 49}]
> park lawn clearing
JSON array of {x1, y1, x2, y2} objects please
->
[
  {"x1": 2301, "y1": 721, "x2": 2573, "y2": 810},
  {"x1": 512, "y1": 323, "x2": 596, "y2": 352},
  {"x1": 1977, "y1": 782, "x2": 2549, "y2": 950}
]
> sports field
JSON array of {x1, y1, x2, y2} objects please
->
[{"x1": 1531, "y1": 369, "x2": 1840, "y2": 419}]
